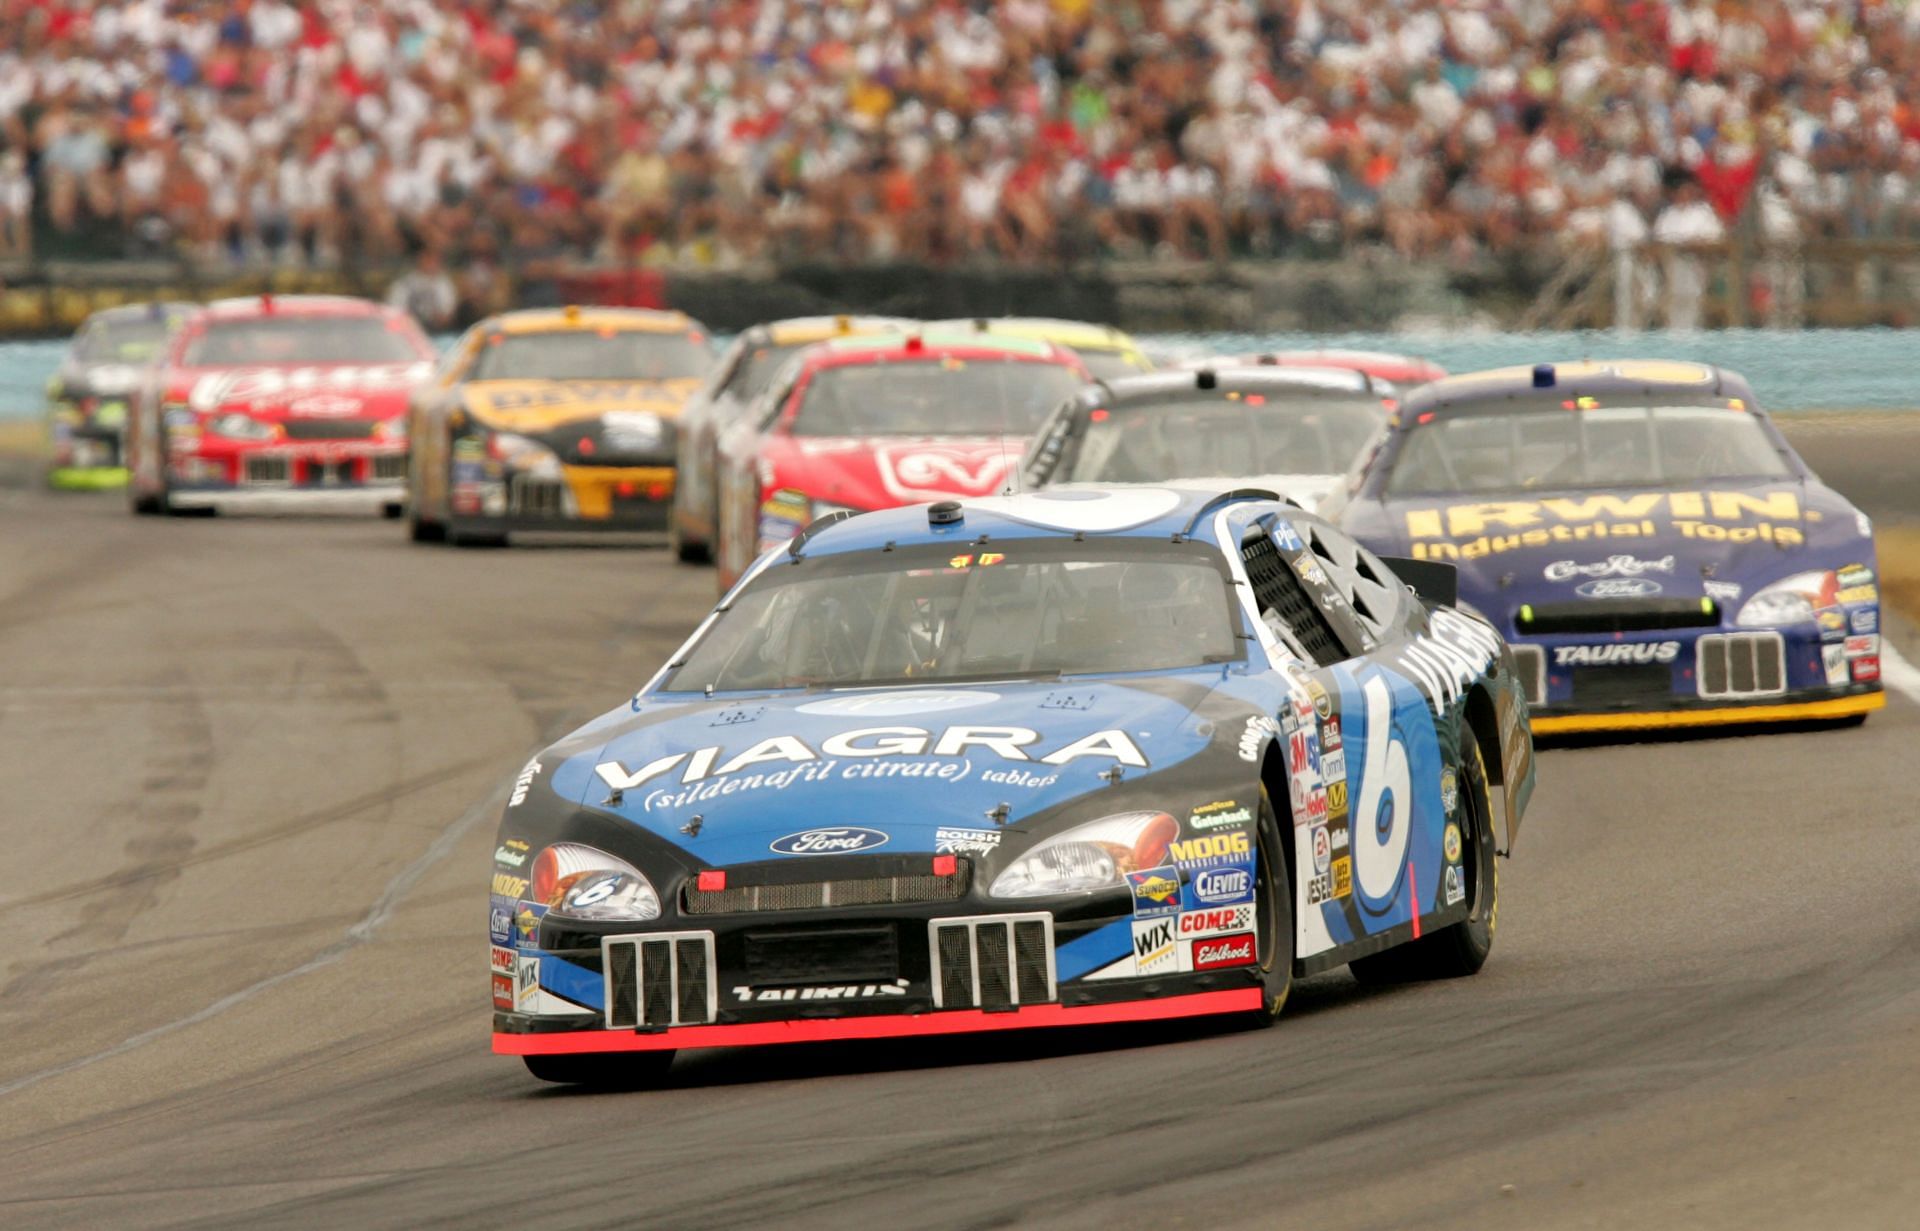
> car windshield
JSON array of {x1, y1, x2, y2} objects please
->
[
  {"x1": 791, "y1": 358, "x2": 1085, "y2": 437},
  {"x1": 76, "y1": 318, "x2": 173, "y2": 363},
  {"x1": 664, "y1": 541, "x2": 1239, "y2": 691},
  {"x1": 730, "y1": 342, "x2": 809, "y2": 400},
  {"x1": 1060, "y1": 395, "x2": 1383, "y2": 484},
  {"x1": 184, "y1": 317, "x2": 422, "y2": 366},
  {"x1": 471, "y1": 329, "x2": 709, "y2": 381},
  {"x1": 1076, "y1": 349, "x2": 1150, "y2": 381},
  {"x1": 1385, "y1": 403, "x2": 1794, "y2": 495}
]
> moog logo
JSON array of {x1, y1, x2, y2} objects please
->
[{"x1": 769, "y1": 827, "x2": 890, "y2": 856}]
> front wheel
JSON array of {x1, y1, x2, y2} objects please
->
[
  {"x1": 669, "y1": 515, "x2": 710, "y2": 565},
  {"x1": 1246, "y1": 788, "x2": 1294, "y2": 1025},
  {"x1": 1349, "y1": 731, "x2": 1497, "y2": 984},
  {"x1": 523, "y1": 1050, "x2": 675, "y2": 1088}
]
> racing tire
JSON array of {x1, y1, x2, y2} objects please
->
[
  {"x1": 1348, "y1": 731, "x2": 1497, "y2": 984},
  {"x1": 669, "y1": 517, "x2": 711, "y2": 565},
  {"x1": 130, "y1": 485, "x2": 162, "y2": 516},
  {"x1": 409, "y1": 506, "x2": 446, "y2": 543},
  {"x1": 522, "y1": 1051, "x2": 675, "y2": 1088},
  {"x1": 1246, "y1": 788, "x2": 1294, "y2": 1025},
  {"x1": 381, "y1": 502, "x2": 405, "y2": 520},
  {"x1": 448, "y1": 524, "x2": 509, "y2": 549}
]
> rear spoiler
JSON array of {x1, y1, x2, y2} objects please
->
[{"x1": 1379, "y1": 556, "x2": 1457, "y2": 609}]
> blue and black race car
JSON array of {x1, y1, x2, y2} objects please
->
[
  {"x1": 1324, "y1": 361, "x2": 1885, "y2": 735},
  {"x1": 489, "y1": 487, "x2": 1537, "y2": 1085}
]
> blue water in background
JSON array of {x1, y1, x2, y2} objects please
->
[{"x1": 3, "y1": 329, "x2": 1916, "y2": 417}]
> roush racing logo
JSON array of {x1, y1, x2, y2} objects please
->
[{"x1": 873, "y1": 442, "x2": 1014, "y2": 503}]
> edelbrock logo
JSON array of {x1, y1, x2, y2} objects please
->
[
  {"x1": 1191, "y1": 866, "x2": 1253, "y2": 905},
  {"x1": 1553, "y1": 641, "x2": 1681, "y2": 667},
  {"x1": 769, "y1": 826, "x2": 890, "y2": 856},
  {"x1": 1575, "y1": 578, "x2": 1663, "y2": 599}
]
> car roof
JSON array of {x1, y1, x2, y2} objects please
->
[
  {"x1": 82, "y1": 301, "x2": 195, "y2": 325},
  {"x1": 806, "y1": 329, "x2": 1077, "y2": 368},
  {"x1": 1097, "y1": 366, "x2": 1378, "y2": 403},
  {"x1": 759, "y1": 315, "x2": 920, "y2": 346},
  {"x1": 1400, "y1": 359, "x2": 1758, "y2": 415},
  {"x1": 1195, "y1": 349, "x2": 1448, "y2": 383},
  {"x1": 482, "y1": 305, "x2": 698, "y2": 335},
  {"x1": 933, "y1": 316, "x2": 1144, "y2": 355},
  {"x1": 193, "y1": 294, "x2": 396, "y2": 321},
  {"x1": 787, "y1": 487, "x2": 1294, "y2": 559}
]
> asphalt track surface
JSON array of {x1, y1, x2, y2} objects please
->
[{"x1": 1, "y1": 416, "x2": 1918, "y2": 1231}]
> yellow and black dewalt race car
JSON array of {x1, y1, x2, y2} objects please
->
[{"x1": 406, "y1": 306, "x2": 714, "y2": 546}]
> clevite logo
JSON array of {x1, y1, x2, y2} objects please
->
[
  {"x1": 1191, "y1": 866, "x2": 1253, "y2": 906},
  {"x1": 1553, "y1": 642, "x2": 1680, "y2": 667},
  {"x1": 1190, "y1": 933, "x2": 1257, "y2": 971},
  {"x1": 595, "y1": 725, "x2": 1149, "y2": 794},
  {"x1": 769, "y1": 827, "x2": 890, "y2": 856}
]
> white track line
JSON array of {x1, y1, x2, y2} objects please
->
[{"x1": 1879, "y1": 640, "x2": 1920, "y2": 704}]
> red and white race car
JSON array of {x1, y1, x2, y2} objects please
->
[
  {"x1": 712, "y1": 329, "x2": 1090, "y2": 588},
  {"x1": 126, "y1": 295, "x2": 435, "y2": 516}
]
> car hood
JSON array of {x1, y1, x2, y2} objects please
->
[
  {"x1": 175, "y1": 361, "x2": 432, "y2": 418},
  {"x1": 60, "y1": 361, "x2": 147, "y2": 397},
  {"x1": 765, "y1": 435, "x2": 1026, "y2": 508},
  {"x1": 1364, "y1": 476, "x2": 1873, "y2": 615},
  {"x1": 540, "y1": 675, "x2": 1238, "y2": 864},
  {"x1": 461, "y1": 379, "x2": 700, "y2": 431}
]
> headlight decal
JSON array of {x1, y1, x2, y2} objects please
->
[{"x1": 987, "y1": 810, "x2": 1177, "y2": 899}]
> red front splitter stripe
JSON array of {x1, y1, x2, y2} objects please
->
[{"x1": 494, "y1": 988, "x2": 1263, "y2": 1056}]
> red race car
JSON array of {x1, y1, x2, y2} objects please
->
[
  {"x1": 712, "y1": 330, "x2": 1090, "y2": 588},
  {"x1": 126, "y1": 294, "x2": 435, "y2": 516}
]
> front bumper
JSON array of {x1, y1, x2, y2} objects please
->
[
  {"x1": 1507, "y1": 619, "x2": 1887, "y2": 733},
  {"x1": 169, "y1": 483, "x2": 405, "y2": 514},
  {"x1": 48, "y1": 465, "x2": 129, "y2": 490},
  {"x1": 450, "y1": 463, "x2": 674, "y2": 532}
]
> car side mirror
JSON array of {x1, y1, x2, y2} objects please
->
[{"x1": 1380, "y1": 556, "x2": 1457, "y2": 608}]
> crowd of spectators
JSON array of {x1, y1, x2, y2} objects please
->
[{"x1": 4, "y1": 0, "x2": 1920, "y2": 296}]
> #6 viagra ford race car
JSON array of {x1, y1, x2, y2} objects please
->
[{"x1": 489, "y1": 487, "x2": 1536, "y2": 1085}]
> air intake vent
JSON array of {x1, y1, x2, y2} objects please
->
[
  {"x1": 1518, "y1": 598, "x2": 1719, "y2": 635},
  {"x1": 1697, "y1": 632, "x2": 1786, "y2": 698},
  {"x1": 684, "y1": 865, "x2": 969, "y2": 915},
  {"x1": 929, "y1": 914, "x2": 1056, "y2": 1011},
  {"x1": 601, "y1": 931, "x2": 717, "y2": 1029},
  {"x1": 1242, "y1": 531, "x2": 1346, "y2": 665}
]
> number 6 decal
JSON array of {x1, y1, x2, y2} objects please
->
[{"x1": 1353, "y1": 672, "x2": 1411, "y2": 914}]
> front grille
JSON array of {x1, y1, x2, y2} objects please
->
[
  {"x1": 1698, "y1": 632, "x2": 1786, "y2": 698},
  {"x1": 601, "y1": 930, "x2": 715, "y2": 1029},
  {"x1": 299, "y1": 459, "x2": 356, "y2": 486},
  {"x1": 929, "y1": 913, "x2": 1056, "y2": 1010},
  {"x1": 1242, "y1": 531, "x2": 1345, "y2": 666},
  {"x1": 281, "y1": 418, "x2": 377, "y2": 440},
  {"x1": 1519, "y1": 598, "x2": 1719, "y2": 635},
  {"x1": 534, "y1": 417, "x2": 677, "y2": 468},
  {"x1": 509, "y1": 475, "x2": 566, "y2": 518},
  {"x1": 684, "y1": 865, "x2": 970, "y2": 915},
  {"x1": 370, "y1": 454, "x2": 407, "y2": 481},
  {"x1": 745, "y1": 926, "x2": 897, "y2": 985},
  {"x1": 1510, "y1": 644, "x2": 1546, "y2": 706},
  {"x1": 244, "y1": 455, "x2": 291, "y2": 484},
  {"x1": 1571, "y1": 664, "x2": 1673, "y2": 706}
]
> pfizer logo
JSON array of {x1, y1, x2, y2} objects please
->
[
  {"x1": 796, "y1": 690, "x2": 999, "y2": 717},
  {"x1": 769, "y1": 827, "x2": 890, "y2": 856},
  {"x1": 1576, "y1": 578, "x2": 1662, "y2": 599},
  {"x1": 1191, "y1": 866, "x2": 1253, "y2": 905}
]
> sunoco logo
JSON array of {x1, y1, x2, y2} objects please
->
[{"x1": 769, "y1": 826, "x2": 890, "y2": 855}]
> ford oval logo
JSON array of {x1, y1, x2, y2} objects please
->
[
  {"x1": 769, "y1": 827, "x2": 890, "y2": 856},
  {"x1": 1576, "y1": 578, "x2": 1663, "y2": 599}
]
